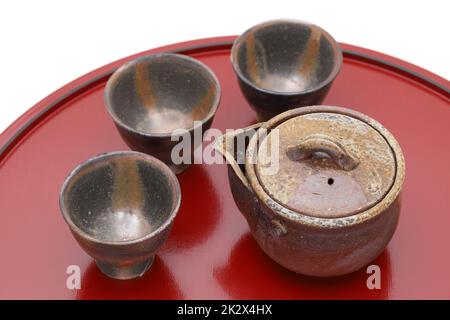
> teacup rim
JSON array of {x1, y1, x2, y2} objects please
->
[
  {"x1": 230, "y1": 19, "x2": 343, "y2": 96},
  {"x1": 59, "y1": 150, "x2": 181, "y2": 246},
  {"x1": 104, "y1": 53, "x2": 222, "y2": 138}
]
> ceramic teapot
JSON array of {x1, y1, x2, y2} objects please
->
[{"x1": 215, "y1": 105, "x2": 405, "y2": 277}]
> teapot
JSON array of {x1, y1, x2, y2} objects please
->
[{"x1": 215, "y1": 105, "x2": 405, "y2": 277}]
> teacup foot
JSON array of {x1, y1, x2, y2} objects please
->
[{"x1": 96, "y1": 256, "x2": 154, "y2": 280}]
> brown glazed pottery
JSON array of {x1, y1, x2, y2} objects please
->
[
  {"x1": 231, "y1": 20, "x2": 342, "y2": 121},
  {"x1": 59, "y1": 151, "x2": 181, "y2": 280},
  {"x1": 105, "y1": 53, "x2": 221, "y2": 174},
  {"x1": 215, "y1": 106, "x2": 405, "y2": 277}
]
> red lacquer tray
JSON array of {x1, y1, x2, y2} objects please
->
[{"x1": 0, "y1": 37, "x2": 449, "y2": 299}]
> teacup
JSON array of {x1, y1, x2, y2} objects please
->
[
  {"x1": 231, "y1": 19, "x2": 342, "y2": 121},
  {"x1": 105, "y1": 53, "x2": 221, "y2": 174},
  {"x1": 59, "y1": 151, "x2": 181, "y2": 280}
]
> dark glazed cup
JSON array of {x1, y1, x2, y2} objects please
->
[
  {"x1": 59, "y1": 151, "x2": 181, "y2": 280},
  {"x1": 105, "y1": 53, "x2": 221, "y2": 174},
  {"x1": 231, "y1": 19, "x2": 342, "y2": 121}
]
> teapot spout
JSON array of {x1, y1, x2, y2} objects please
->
[
  {"x1": 214, "y1": 123, "x2": 263, "y2": 221},
  {"x1": 214, "y1": 123, "x2": 263, "y2": 191}
]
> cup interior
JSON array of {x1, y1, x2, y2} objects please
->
[
  {"x1": 60, "y1": 152, "x2": 180, "y2": 243},
  {"x1": 105, "y1": 54, "x2": 220, "y2": 135},
  {"x1": 232, "y1": 20, "x2": 341, "y2": 94}
]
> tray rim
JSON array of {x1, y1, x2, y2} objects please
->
[{"x1": 0, "y1": 36, "x2": 449, "y2": 164}]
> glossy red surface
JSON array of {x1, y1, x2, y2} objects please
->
[{"x1": 0, "y1": 37, "x2": 449, "y2": 299}]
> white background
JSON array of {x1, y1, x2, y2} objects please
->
[{"x1": 0, "y1": 0, "x2": 448, "y2": 133}]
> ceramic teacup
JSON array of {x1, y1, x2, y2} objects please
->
[{"x1": 59, "y1": 151, "x2": 181, "y2": 280}]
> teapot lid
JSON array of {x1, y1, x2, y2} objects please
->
[{"x1": 251, "y1": 107, "x2": 397, "y2": 218}]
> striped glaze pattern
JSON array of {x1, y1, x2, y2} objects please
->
[
  {"x1": 59, "y1": 151, "x2": 181, "y2": 279},
  {"x1": 231, "y1": 20, "x2": 342, "y2": 121},
  {"x1": 105, "y1": 53, "x2": 220, "y2": 135}
]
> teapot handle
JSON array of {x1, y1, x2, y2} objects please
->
[{"x1": 286, "y1": 134, "x2": 359, "y2": 171}]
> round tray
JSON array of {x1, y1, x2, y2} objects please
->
[{"x1": 0, "y1": 36, "x2": 449, "y2": 299}]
